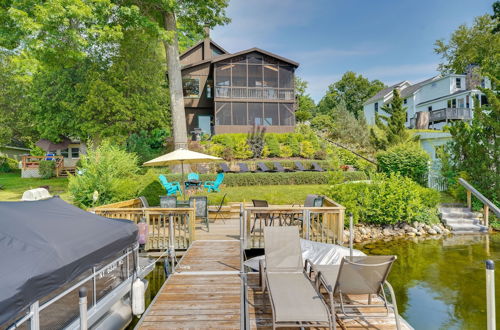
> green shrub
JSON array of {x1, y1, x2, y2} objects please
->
[
  {"x1": 314, "y1": 150, "x2": 327, "y2": 160},
  {"x1": 39, "y1": 160, "x2": 56, "y2": 179},
  {"x1": 0, "y1": 156, "x2": 18, "y2": 173},
  {"x1": 206, "y1": 143, "x2": 225, "y2": 158},
  {"x1": 233, "y1": 139, "x2": 253, "y2": 159},
  {"x1": 126, "y1": 128, "x2": 168, "y2": 163},
  {"x1": 376, "y1": 143, "x2": 430, "y2": 184},
  {"x1": 138, "y1": 180, "x2": 164, "y2": 206},
  {"x1": 286, "y1": 134, "x2": 300, "y2": 156},
  {"x1": 68, "y1": 141, "x2": 140, "y2": 207},
  {"x1": 326, "y1": 173, "x2": 440, "y2": 225},
  {"x1": 164, "y1": 171, "x2": 367, "y2": 187},
  {"x1": 300, "y1": 141, "x2": 315, "y2": 158},
  {"x1": 265, "y1": 135, "x2": 280, "y2": 157},
  {"x1": 279, "y1": 145, "x2": 293, "y2": 158},
  {"x1": 262, "y1": 145, "x2": 270, "y2": 158}
]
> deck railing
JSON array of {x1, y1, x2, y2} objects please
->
[
  {"x1": 215, "y1": 86, "x2": 294, "y2": 100},
  {"x1": 243, "y1": 197, "x2": 345, "y2": 248},
  {"x1": 21, "y1": 155, "x2": 66, "y2": 177},
  {"x1": 93, "y1": 199, "x2": 195, "y2": 251},
  {"x1": 459, "y1": 178, "x2": 500, "y2": 228}
]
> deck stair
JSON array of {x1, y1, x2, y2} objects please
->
[
  {"x1": 439, "y1": 204, "x2": 487, "y2": 233},
  {"x1": 58, "y1": 167, "x2": 76, "y2": 177}
]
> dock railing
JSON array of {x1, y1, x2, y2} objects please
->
[
  {"x1": 93, "y1": 198, "x2": 195, "y2": 251},
  {"x1": 243, "y1": 197, "x2": 345, "y2": 248},
  {"x1": 459, "y1": 178, "x2": 500, "y2": 227}
]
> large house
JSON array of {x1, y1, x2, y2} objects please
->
[
  {"x1": 180, "y1": 33, "x2": 299, "y2": 135},
  {"x1": 363, "y1": 66, "x2": 490, "y2": 130}
]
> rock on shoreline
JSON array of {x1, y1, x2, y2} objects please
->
[{"x1": 343, "y1": 222, "x2": 451, "y2": 244}]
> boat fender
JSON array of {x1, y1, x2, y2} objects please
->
[
  {"x1": 132, "y1": 278, "x2": 145, "y2": 316},
  {"x1": 138, "y1": 218, "x2": 148, "y2": 245}
]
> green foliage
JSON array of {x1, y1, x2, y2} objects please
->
[
  {"x1": 295, "y1": 77, "x2": 316, "y2": 121},
  {"x1": 247, "y1": 126, "x2": 266, "y2": 158},
  {"x1": 0, "y1": 156, "x2": 18, "y2": 173},
  {"x1": 279, "y1": 145, "x2": 293, "y2": 158},
  {"x1": 317, "y1": 71, "x2": 385, "y2": 118},
  {"x1": 39, "y1": 160, "x2": 55, "y2": 179},
  {"x1": 376, "y1": 143, "x2": 430, "y2": 184},
  {"x1": 310, "y1": 115, "x2": 335, "y2": 133},
  {"x1": 165, "y1": 171, "x2": 367, "y2": 187},
  {"x1": 370, "y1": 89, "x2": 411, "y2": 150},
  {"x1": 330, "y1": 105, "x2": 371, "y2": 150},
  {"x1": 68, "y1": 141, "x2": 140, "y2": 207},
  {"x1": 206, "y1": 143, "x2": 226, "y2": 158},
  {"x1": 126, "y1": 128, "x2": 169, "y2": 163},
  {"x1": 233, "y1": 139, "x2": 253, "y2": 159},
  {"x1": 138, "y1": 180, "x2": 164, "y2": 207},
  {"x1": 326, "y1": 173, "x2": 440, "y2": 225},
  {"x1": 265, "y1": 135, "x2": 281, "y2": 157},
  {"x1": 300, "y1": 141, "x2": 315, "y2": 158}
]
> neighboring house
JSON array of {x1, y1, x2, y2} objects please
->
[
  {"x1": 363, "y1": 66, "x2": 490, "y2": 130},
  {"x1": 180, "y1": 32, "x2": 299, "y2": 135},
  {"x1": 0, "y1": 145, "x2": 30, "y2": 161},
  {"x1": 21, "y1": 138, "x2": 86, "y2": 178}
]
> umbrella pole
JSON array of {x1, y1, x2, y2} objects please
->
[{"x1": 181, "y1": 160, "x2": 185, "y2": 199}]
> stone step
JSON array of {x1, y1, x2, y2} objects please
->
[
  {"x1": 440, "y1": 211, "x2": 477, "y2": 219},
  {"x1": 445, "y1": 223, "x2": 488, "y2": 232},
  {"x1": 439, "y1": 207, "x2": 471, "y2": 213},
  {"x1": 442, "y1": 218, "x2": 481, "y2": 225}
]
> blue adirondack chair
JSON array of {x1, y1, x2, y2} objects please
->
[
  {"x1": 159, "y1": 175, "x2": 182, "y2": 196},
  {"x1": 204, "y1": 173, "x2": 224, "y2": 193},
  {"x1": 185, "y1": 172, "x2": 201, "y2": 190}
]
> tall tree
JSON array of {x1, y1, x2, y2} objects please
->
[
  {"x1": 370, "y1": 89, "x2": 409, "y2": 150},
  {"x1": 294, "y1": 77, "x2": 316, "y2": 122},
  {"x1": 317, "y1": 71, "x2": 385, "y2": 118},
  {"x1": 434, "y1": 12, "x2": 500, "y2": 77}
]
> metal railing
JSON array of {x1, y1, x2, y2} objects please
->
[
  {"x1": 243, "y1": 199, "x2": 345, "y2": 249},
  {"x1": 459, "y1": 178, "x2": 500, "y2": 227},
  {"x1": 8, "y1": 245, "x2": 139, "y2": 330},
  {"x1": 215, "y1": 86, "x2": 294, "y2": 100},
  {"x1": 94, "y1": 207, "x2": 195, "y2": 250}
]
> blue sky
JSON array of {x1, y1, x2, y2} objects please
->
[{"x1": 212, "y1": 0, "x2": 493, "y2": 102}]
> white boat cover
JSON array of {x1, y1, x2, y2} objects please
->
[
  {"x1": 21, "y1": 188, "x2": 52, "y2": 201},
  {"x1": 244, "y1": 239, "x2": 366, "y2": 271}
]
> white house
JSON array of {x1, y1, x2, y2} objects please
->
[{"x1": 363, "y1": 66, "x2": 490, "y2": 130}]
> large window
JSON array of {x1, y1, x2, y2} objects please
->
[
  {"x1": 215, "y1": 102, "x2": 231, "y2": 125},
  {"x1": 279, "y1": 66, "x2": 293, "y2": 88},
  {"x1": 182, "y1": 78, "x2": 200, "y2": 98},
  {"x1": 263, "y1": 65, "x2": 278, "y2": 88},
  {"x1": 248, "y1": 65, "x2": 262, "y2": 87},
  {"x1": 232, "y1": 64, "x2": 247, "y2": 87},
  {"x1": 232, "y1": 103, "x2": 247, "y2": 125},
  {"x1": 215, "y1": 64, "x2": 231, "y2": 86},
  {"x1": 215, "y1": 102, "x2": 294, "y2": 126}
]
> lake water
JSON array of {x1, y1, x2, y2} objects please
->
[{"x1": 358, "y1": 234, "x2": 500, "y2": 329}]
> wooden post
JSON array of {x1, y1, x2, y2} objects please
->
[
  {"x1": 484, "y1": 205, "x2": 489, "y2": 228},
  {"x1": 467, "y1": 190, "x2": 472, "y2": 209}
]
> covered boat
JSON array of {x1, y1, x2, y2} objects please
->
[{"x1": 0, "y1": 197, "x2": 139, "y2": 327}]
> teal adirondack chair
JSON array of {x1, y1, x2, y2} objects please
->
[
  {"x1": 204, "y1": 173, "x2": 224, "y2": 193},
  {"x1": 159, "y1": 174, "x2": 182, "y2": 196}
]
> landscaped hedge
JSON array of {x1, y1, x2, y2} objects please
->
[
  {"x1": 376, "y1": 143, "x2": 430, "y2": 185},
  {"x1": 164, "y1": 171, "x2": 367, "y2": 187}
]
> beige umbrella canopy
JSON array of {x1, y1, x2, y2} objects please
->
[{"x1": 143, "y1": 148, "x2": 222, "y2": 196}]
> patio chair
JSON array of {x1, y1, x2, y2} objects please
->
[
  {"x1": 250, "y1": 199, "x2": 278, "y2": 233},
  {"x1": 311, "y1": 255, "x2": 401, "y2": 330},
  {"x1": 212, "y1": 193, "x2": 228, "y2": 224},
  {"x1": 158, "y1": 174, "x2": 182, "y2": 196},
  {"x1": 238, "y1": 162, "x2": 253, "y2": 173},
  {"x1": 219, "y1": 163, "x2": 235, "y2": 173},
  {"x1": 160, "y1": 195, "x2": 177, "y2": 208},
  {"x1": 311, "y1": 162, "x2": 325, "y2": 172},
  {"x1": 204, "y1": 173, "x2": 224, "y2": 192},
  {"x1": 261, "y1": 226, "x2": 333, "y2": 329},
  {"x1": 274, "y1": 162, "x2": 294, "y2": 172},
  {"x1": 189, "y1": 196, "x2": 209, "y2": 231},
  {"x1": 257, "y1": 162, "x2": 276, "y2": 173},
  {"x1": 294, "y1": 161, "x2": 313, "y2": 172},
  {"x1": 185, "y1": 172, "x2": 201, "y2": 190}
]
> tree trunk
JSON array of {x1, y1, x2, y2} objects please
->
[{"x1": 163, "y1": 10, "x2": 188, "y2": 150}]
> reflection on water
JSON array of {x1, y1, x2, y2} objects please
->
[{"x1": 358, "y1": 234, "x2": 500, "y2": 330}]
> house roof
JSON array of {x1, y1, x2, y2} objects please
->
[
  {"x1": 399, "y1": 76, "x2": 438, "y2": 98},
  {"x1": 416, "y1": 89, "x2": 474, "y2": 106},
  {"x1": 179, "y1": 38, "x2": 229, "y2": 60},
  {"x1": 364, "y1": 81, "x2": 408, "y2": 105},
  {"x1": 211, "y1": 47, "x2": 299, "y2": 67}
]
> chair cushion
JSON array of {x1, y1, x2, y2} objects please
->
[{"x1": 266, "y1": 272, "x2": 330, "y2": 323}]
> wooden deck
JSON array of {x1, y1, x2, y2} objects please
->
[
  {"x1": 138, "y1": 240, "x2": 242, "y2": 329},
  {"x1": 137, "y1": 221, "x2": 413, "y2": 329}
]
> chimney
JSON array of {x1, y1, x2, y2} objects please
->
[{"x1": 203, "y1": 26, "x2": 211, "y2": 60}]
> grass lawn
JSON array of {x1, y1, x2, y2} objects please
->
[
  {"x1": 0, "y1": 172, "x2": 71, "y2": 201},
  {"x1": 194, "y1": 184, "x2": 329, "y2": 205}
]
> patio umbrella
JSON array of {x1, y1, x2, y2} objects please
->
[{"x1": 143, "y1": 148, "x2": 222, "y2": 196}]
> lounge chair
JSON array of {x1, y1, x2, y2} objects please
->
[
  {"x1": 238, "y1": 162, "x2": 253, "y2": 173},
  {"x1": 160, "y1": 195, "x2": 177, "y2": 208},
  {"x1": 274, "y1": 162, "x2": 294, "y2": 172},
  {"x1": 312, "y1": 255, "x2": 401, "y2": 330},
  {"x1": 159, "y1": 174, "x2": 182, "y2": 196},
  {"x1": 294, "y1": 161, "x2": 313, "y2": 172},
  {"x1": 204, "y1": 173, "x2": 224, "y2": 192},
  {"x1": 262, "y1": 226, "x2": 333, "y2": 329},
  {"x1": 257, "y1": 162, "x2": 276, "y2": 172},
  {"x1": 189, "y1": 196, "x2": 209, "y2": 231},
  {"x1": 311, "y1": 162, "x2": 325, "y2": 172},
  {"x1": 219, "y1": 163, "x2": 235, "y2": 173},
  {"x1": 138, "y1": 196, "x2": 149, "y2": 208}
]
